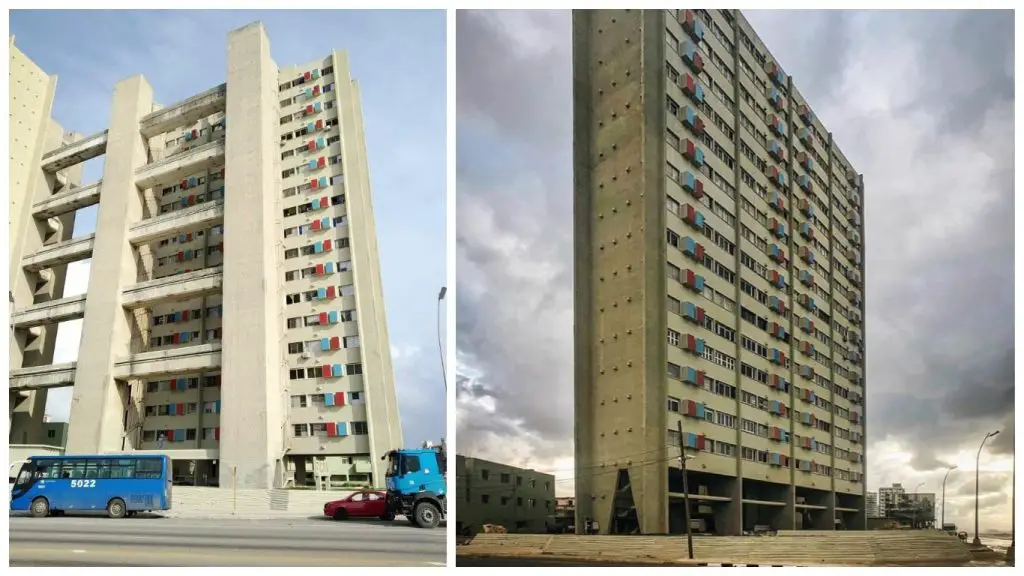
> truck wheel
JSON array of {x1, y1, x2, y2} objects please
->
[
  {"x1": 107, "y1": 498, "x2": 127, "y2": 519},
  {"x1": 414, "y1": 501, "x2": 441, "y2": 529},
  {"x1": 30, "y1": 497, "x2": 50, "y2": 518},
  {"x1": 379, "y1": 511, "x2": 396, "y2": 521}
]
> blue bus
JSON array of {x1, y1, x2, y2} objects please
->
[{"x1": 10, "y1": 454, "x2": 172, "y2": 518}]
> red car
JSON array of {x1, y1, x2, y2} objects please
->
[{"x1": 324, "y1": 490, "x2": 396, "y2": 521}]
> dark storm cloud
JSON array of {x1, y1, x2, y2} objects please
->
[
  {"x1": 456, "y1": 9, "x2": 1014, "y2": 503},
  {"x1": 455, "y1": 8, "x2": 574, "y2": 467}
]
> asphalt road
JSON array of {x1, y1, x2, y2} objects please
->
[{"x1": 8, "y1": 515, "x2": 448, "y2": 566}]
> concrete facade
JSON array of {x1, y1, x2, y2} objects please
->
[
  {"x1": 573, "y1": 9, "x2": 866, "y2": 535},
  {"x1": 455, "y1": 455, "x2": 556, "y2": 534},
  {"x1": 8, "y1": 22, "x2": 402, "y2": 490}
]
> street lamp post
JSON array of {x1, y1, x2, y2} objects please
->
[
  {"x1": 941, "y1": 465, "x2": 958, "y2": 529},
  {"x1": 436, "y1": 287, "x2": 447, "y2": 392},
  {"x1": 973, "y1": 430, "x2": 1000, "y2": 546},
  {"x1": 1009, "y1": 454, "x2": 1015, "y2": 562}
]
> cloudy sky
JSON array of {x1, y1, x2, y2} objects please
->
[
  {"x1": 455, "y1": 9, "x2": 1015, "y2": 532},
  {"x1": 11, "y1": 10, "x2": 447, "y2": 446}
]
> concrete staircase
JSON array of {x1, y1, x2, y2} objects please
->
[{"x1": 459, "y1": 531, "x2": 973, "y2": 566}]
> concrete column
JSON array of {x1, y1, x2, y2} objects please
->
[
  {"x1": 66, "y1": 75, "x2": 153, "y2": 454},
  {"x1": 775, "y1": 484, "x2": 797, "y2": 530},
  {"x1": 331, "y1": 51, "x2": 403, "y2": 484},
  {"x1": 812, "y1": 491, "x2": 836, "y2": 529},
  {"x1": 718, "y1": 477, "x2": 743, "y2": 535},
  {"x1": 219, "y1": 22, "x2": 284, "y2": 490}
]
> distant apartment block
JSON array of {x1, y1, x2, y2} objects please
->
[
  {"x1": 573, "y1": 9, "x2": 866, "y2": 535},
  {"x1": 455, "y1": 455, "x2": 556, "y2": 534},
  {"x1": 878, "y1": 483, "x2": 906, "y2": 517},
  {"x1": 8, "y1": 23, "x2": 402, "y2": 490}
]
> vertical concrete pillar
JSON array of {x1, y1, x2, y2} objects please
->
[
  {"x1": 66, "y1": 75, "x2": 153, "y2": 454},
  {"x1": 812, "y1": 491, "x2": 836, "y2": 529},
  {"x1": 572, "y1": 8, "x2": 670, "y2": 537},
  {"x1": 220, "y1": 22, "x2": 284, "y2": 489},
  {"x1": 331, "y1": 51, "x2": 404, "y2": 484},
  {"x1": 8, "y1": 47, "x2": 79, "y2": 444},
  {"x1": 775, "y1": 484, "x2": 797, "y2": 530},
  {"x1": 718, "y1": 477, "x2": 743, "y2": 535}
]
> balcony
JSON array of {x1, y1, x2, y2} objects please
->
[
  {"x1": 40, "y1": 130, "x2": 109, "y2": 173},
  {"x1": 135, "y1": 138, "x2": 225, "y2": 189},
  {"x1": 139, "y1": 84, "x2": 227, "y2": 138},
  {"x1": 112, "y1": 343, "x2": 221, "y2": 379},
  {"x1": 32, "y1": 181, "x2": 102, "y2": 219},
  {"x1": 121, "y1": 266, "x2": 223, "y2": 308},
  {"x1": 10, "y1": 294, "x2": 87, "y2": 329},
  {"x1": 9, "y1": 362, "x2": 77, "y2": 391},
  {"x1": 22, "y1": 234, "x2": 95, "y2": 272},
  {"x1": 129, "y1": 200, "x2": 224, "y2": 245}
]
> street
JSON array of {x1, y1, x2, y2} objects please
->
[{"x1": 8, "y1": 515, "x2": 448, "y2": 566}]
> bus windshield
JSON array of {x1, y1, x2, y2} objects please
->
[{"x1": 12, "y1": 462, "x2": 33, "y2": 487}]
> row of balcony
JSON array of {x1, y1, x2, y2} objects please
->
[
  {"x1": 12, "y1": 267, "x2": 223, "y2": 331},
  {"x1": 9, "y1": 343, "x2": 222, "y2": 392}
]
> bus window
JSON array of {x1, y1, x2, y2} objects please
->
[
  {"x1": 96, "y1": 459, "x2": 112, "y2": 479},
  {"x1": 34, "y1": 460, "x2": 59, "y2": 480},
  {"x1": 64, "y1": 460, "x2": 87, "y2": 479},
  {"x1": 136, "y1": 459, "x2": 162, "y2": 479},
  {"x1": 84, "y1": 460, "x2": 101, "y2": 479},
  {"x1": 110, "y1": 459, "x2": 135, "y2": 479}
]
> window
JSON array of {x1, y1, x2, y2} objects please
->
[
  {"x1": 351, "y1": 421, "x2": 369, "y2": 435},
  {"x1": 401, "y1": 455, "x2": 422, "y2": 475},
  {"x1": 343, "y1": 336, "x2": 360, "y2": 349}
]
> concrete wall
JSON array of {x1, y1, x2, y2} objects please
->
[{"x1": 168, "y1": 486, "x2": 354, "y2": 517}]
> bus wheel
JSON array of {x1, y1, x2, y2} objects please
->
[
  {"x1": 30, "y1": 497, "x2": 50, "y2": 518},
  {"x1": 107, "y1": 498, "x2": 127, "y2": 519}
]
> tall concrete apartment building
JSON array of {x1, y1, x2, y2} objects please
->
[
  {"x1": 9, "y1": 23, "x2": 402, "y2": 490},
  {"x1": 573, "y1": 9, "x2": 866, "y2": 535}
]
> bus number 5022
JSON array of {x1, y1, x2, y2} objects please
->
[{"x1": 70, "y1": 479, "x2": 97, "y2": 488}]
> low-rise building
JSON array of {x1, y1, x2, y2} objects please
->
[{"x1": 456, "y1": 455, "x2": 555, "y2": 534}]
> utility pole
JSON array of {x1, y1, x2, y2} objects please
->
[{"x1": 676, "y1": 420, "x2": 694, "y2": 560}]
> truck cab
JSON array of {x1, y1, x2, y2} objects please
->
[{"x1": 382, "y1": 442, "x2": 446, "y2": 529}]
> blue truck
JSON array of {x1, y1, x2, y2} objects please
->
[{"x1": 382, "y1": 440, "x2": 446, "y2": 529}]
